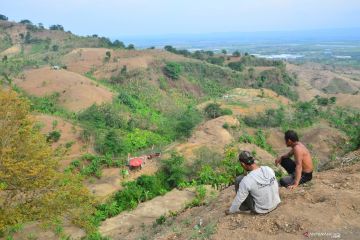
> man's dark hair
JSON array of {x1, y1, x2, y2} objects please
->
[
  {"x1": 238, "y1": 151, "x2": 255, "y2": 165},
  {"x1": 285, "y1": 130, "x2": 299, "y2": 142}
]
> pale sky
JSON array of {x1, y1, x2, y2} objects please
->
[{"x1": 2, "y1": 0, "x2": 360, "y2": 38}]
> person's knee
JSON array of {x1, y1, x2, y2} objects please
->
[
  {"x1": 279, "y1": 176, "x2": 293, "y2": 187},
  {"x1": 279, "y1": 178, "x2": 287, "y2": 187}
]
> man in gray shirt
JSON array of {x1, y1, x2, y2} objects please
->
[{"x1": 225, "y1": 151, "x2": 281, "y2": 215}]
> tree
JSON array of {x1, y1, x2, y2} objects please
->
[
  {"x1": 175, "y1": 106, "x2": 202, "y2": 138},
  {"x1": 52, "y1": 45, "x2": 59, "y2": 51},
  {"x1": 228, "y1": 61, "x2": 244, "y2": 72},
  {"x1": 164, "y1": 62, "x2": 182, "y2": 80},
  {"x1": 112, "y1": 40, "x2": 125, "y2": 48},
  {"x1": 24, "y1": 32, "x2": 31, "y2": 44},
  {"x1": 0, "y1": 89, "x2": 95, "y2": 234},
  {"x1": 164, "y1": 45, "x2": 176, "y2": 52},
  {"x1": 49, "y1": 24, "x2": 64, "y2": 31},
  {"x1": 38, "y1": 23, "x2": 44, "y2": 29},
  {"x1": 20, "y1": 19, "x2": 32, "y2": 25},
  {"x1": 232, "y1": 50, "x2": 241, "y2": 57},
  {"x1": 204, "y1": 103, "x2": 222, "y2": 119},
  {"x1": 222, "y1": 49, "x2": 227, "y2": 55},
  {"x1": 127, "y1": 44, "x2": 135, "y2": 50},
  {"x1": 0, "y1": 14, "x2": 8, "y2": 21}
]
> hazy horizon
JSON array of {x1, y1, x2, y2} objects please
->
[{"x1": 2, "y1": 0, "x2": 360, "y2": 38}]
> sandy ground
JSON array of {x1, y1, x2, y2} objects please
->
[
  {"x1": 15, "y1": 67, "x2": 114, "y2": 112},
  {"x1": 99, "y1": 188, "x2": 196, "y2": 239}
]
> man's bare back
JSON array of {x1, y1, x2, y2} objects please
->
[{"x1": 293, "y1": 142, "x2": 313, "y2": 173}]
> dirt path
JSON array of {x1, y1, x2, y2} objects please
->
[
  {"x1": 169, "y1": 115, "x2": 238, "y2": 161},
  {"x1": 99, "y1": 189, "x2": 196, "y2": 239}
]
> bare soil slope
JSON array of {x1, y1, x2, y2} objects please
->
[
  {"x1": 15, "y1": 67, "x2": 114, "y2": 111},
  {"x1": 287, "y1": 63, "x2": 360, "y2": 109},
  {"x1": 99, "y1": 189, "x2": 196, "y2": 239},
  {"x1": 63, "y1": 48, "x2": 190, "y2": 77},
  {"x1": 170, "y1": 115, "x2": 239, "y2": 161},
  {"x1": 199, "y1": 88, "x2": 290, "y2": 117},
  {"x1": 142, "y1": 161, "x2": 360, "y2": 240},
  {"x1": 34, "y1": 114, "x2": 93, "y2": 167}
]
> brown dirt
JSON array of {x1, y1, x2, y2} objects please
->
[
  {"x1": 34, "y1": 114, "x2": 93, "y2": 168},
  {"x1": 0, "y1": 21, "x2": 27, "y2": 44},
  {"x1": 8, "y1": 221, "x2": 86, "y2": 240},
  {"x1": 169, "y1": 115, "x2": 239, "y2": 161},
  {"x1": 139, "y1": 161, "x2": 360, "y2": 240},
  {"x1": 14, "y1": 67, "x2": 114, "y2": 112},
  {"x1": 85, "y1": 159, "x2": 160, "y2": 200},
  {"x1": 99, "y1": 188, "x2": 196, "y2": 239},
  {"x1": 198, "y1": 88, "x2": 290, "y2": 117},
  {"x1": 328, "y1": 93, "x2": 360, "y2": 110},
  {"x1": 63, "y1": 48, "x2": 113, "y2": 74},
  {"x1": 63, "y1": 48, "x2": 190, "y2": 77},
  {"x1": 287, "y1": 63, "x2": 360, "y2": 109}
]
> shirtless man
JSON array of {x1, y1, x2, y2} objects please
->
[{"x1": 275, "y1": 130, "x2": 313, "y2": 189}]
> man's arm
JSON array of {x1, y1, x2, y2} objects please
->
[
  {"x1": 289, "y1": 147, "x2": 302, "y2": 188},
  {"x1": 227, "y1": 180, "x2": 250, "y2": 214},
  {"x1": 275, "y1": 149, "x2": 294, "y2": 165}
]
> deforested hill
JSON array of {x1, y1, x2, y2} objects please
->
[
  {"x1": 1, "y1": 16, "x2": 359, "y2": 240},
  {"x1": 0, "y1": 17, "x2": 301, "y2": 164}
]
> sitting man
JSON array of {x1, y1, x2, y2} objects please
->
[
  {"x1": 275, "y1": 130, "x2": 314, "y2": 189},
  {"x1": 225, "y1": 151, "x2": 280, "y2": 215}
]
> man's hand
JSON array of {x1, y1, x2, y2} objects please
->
[
  {"x1": 287, "y1": 184, "x2": 298, "y2": 190},
  {"x1": 275, "y1": 157, "x2": 282, "y2": 166},
  {"x1": 224, "y1": 210, "x2": 231, "y2": 215}
]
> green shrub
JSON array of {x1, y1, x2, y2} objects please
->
[
  {"x1": 175, "y1": 106, "x2": 202, "y2": 139},
  {"x1": 78, "y1": 104, "x2": 127, "y2": 129},
  {"x1": 95, "y1": 130, "x2": 124, "y2": 156},
  {"x1": 228, "y1": 61, "x2": 245, "y2": 72},
  {"x1": 239, "y1": 130, "x2": 275, "y2": 155},
  {"x1": 46, "y1": 130, "x2": 61, "y2": 142},
  {"x1": 164, "y1": 62, "x2": 182, "y2": 80},
  {"x1": 221, "y1": 108, "x2": 233, "y2": 116},
  {"x1": 206, "y1": 57, "x2": 225, "y2": 66},
  {"x1": 204, "y1": 103, "x2": 222, "y2": 119},
  {"x1": 161, "y1": 153, "x2": 186, "y2": 188},
  {"x1": 155, "y1": 215, "x2": 166, "y2": 225},
  {"x1": 29, "y1": 92, "x2": 69, "y2": 117}
]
